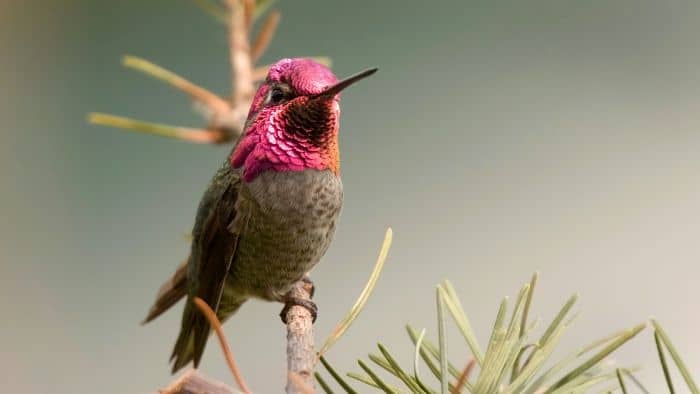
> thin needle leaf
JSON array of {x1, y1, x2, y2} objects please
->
[
  {"x1": 347, "y1": 373, "x2": 401, "y2": 392},
  {"x1": 320, "y1": 356, "x2": 358, "y2": 394},
  {"x1": 513, "y1": 273, "x2": 538, "y2": 381},
  {"x1": 377, "y1": 344, "x2": 427, "y2": 393},
  {"x1": 407, "y1": 325, "x2": 461, "y2": 379},
  {"x1": 616, "y1": 369, "x2": 628, "y2": 394},
  {"x1": 358, "y1": 359, "x2": 399, "y2": 394},
  {"x1": 367, "y1": 353, "x2": 400, "y2": 381},
  {"x1": 408, "y1": 327, "x2": 457, "y2": 391},
  {"x1": 414, "y1": 328, "x2": 427, "y2": 381},
  {"x1": 437, "y1": 287, "x2": 449, "y2": 394},
  {"x1": 621, "y1": 369, "x2": 649, "y2": 394},
  {"x1": 651, "y1": 319, "x2": 699, "y2": 394},
  {"x1": 520, "y1": 273, "x2": 538, "y2": 337},
  {"x1": 654, "y1": 330, "x2": 675, "y2": 393},
  {"x1": 410, "y1": 330, "x2": 440, "y2": 392},
  {"x1": 319, "y1": 228, "x2": 393, "y2": 357},
  {"x1": 439, "y1": 282, "x2": 484, "y2": 365},
  {"x1": 540, "y1": 293, "x2": 578, "y2": 346},
  {"x1": 315, "y1": 372, "x2": 335, "y2": 394},
  {"x1": 521, "y1": 322, "x2": 636, "y2": 394},
  {"x1": 545, "y1": 322, "x2": 646, "y2": 393}
]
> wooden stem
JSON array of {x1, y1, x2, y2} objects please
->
[{"x1": 284, "y1": 279, "x2": 317, "y2": 394}]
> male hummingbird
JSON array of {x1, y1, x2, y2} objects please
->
[{"x1": 142, "y1": 58, "x2": 377, "y2": 373}]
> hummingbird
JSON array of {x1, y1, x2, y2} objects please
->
[{"x1": 142, "y1": 58, "x2": 377, "y2": 373}]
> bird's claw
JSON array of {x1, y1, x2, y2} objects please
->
[
  {"x1": 280, "y1": 297, "x2": 318, "y2": 324},
  {"x1": 301, "y1": 276, "x2": 315, "y2": 298}
]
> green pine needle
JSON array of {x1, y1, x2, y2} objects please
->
[
  {"x1": 437, "y1": 287, "x2": 449, "y2": 394},
  {"x1": 358, "y1": 359, "x2": 399, "y2": 394},
  {"x1": 616, "y1": 368, "x2": 628, "y2": 394},
  {"x1": 651, "y1": 319, "x2": 699, "y2": 394},
  {"x1": 545, "y1": 322, "x2": 646, "y2": 393},
  {"x1": 320, "y1": 356, "x2": 357, "y2": 394},
  {"x1": 319, "y1": 228, "x2": 392, "y2": 357},
  {"x1": 315, "y1": 372, "x2": 336, "y2": 394},
  {"x1": 439, "y1": 281, "x2": 484, "y2": 365},
  {"x1": 654, "y1": 330, "x2": 676, "y2": 393}
]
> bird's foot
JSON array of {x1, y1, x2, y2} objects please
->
[
  {"x1": 279, "y1": 276, "x2": 317, "y2": 324},
  {"x1": 301, "y1": 275, "x2": 315, "y2": 298},
  {"x1": 280, "y1": 297, "x2": 318, "y2": 324}
]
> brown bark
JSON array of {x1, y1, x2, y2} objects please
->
[{"x1": 283, "y1": 280, "x2": 317, "y2": 394}]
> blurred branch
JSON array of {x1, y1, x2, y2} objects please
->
[
  {"x1": 122, "y1": 55, "x2": 231, "y2": 115},
  {"x1": 192, "y1": 0, "x2": 229, "y2": 24},
  {"x1": 158, "y1": 369, "x2": 236, "y2": 394},
  {"x1": 251, "y1": 10, "x2": 281, "y2": 63},
  {"x1": 226, "y1": 0, "x2": 254, "y2": 108},
  {"x1": 90, "y1": 0, "x2": 301, "y2": 145},
  {"x1": 87, "y1": 113, "x2": 225, "y2": 144}
]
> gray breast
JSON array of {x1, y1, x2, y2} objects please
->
[{"x1": 229, "y1": 169, "x2": 343, "y2": 300}]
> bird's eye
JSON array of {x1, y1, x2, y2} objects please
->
[{"x1": 269, "y1": 87, "x2": 286, "y2": 104}]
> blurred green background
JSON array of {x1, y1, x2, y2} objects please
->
[{"x1": 2, "y1": 1, "x2": 699, "y2": 392}]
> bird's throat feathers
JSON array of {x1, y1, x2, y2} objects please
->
[{"x1": 230, "y1": 97, "x2": 340, "y2": 182}]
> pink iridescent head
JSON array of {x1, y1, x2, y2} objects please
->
[{"x1": 231, "y1": 58, "x2": 377, "y2": 182}]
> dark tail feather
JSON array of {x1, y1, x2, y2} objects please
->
[
  {"x1": 170, "y1": 298, "x2": 246, "y2": 373},
  {"x1": 170, "y1": 304, "x2": 196, "y2": 373},
  {"x1": 142, "y1": 260, "x2": 189, "y2": 324}
]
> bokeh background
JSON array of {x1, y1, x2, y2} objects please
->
[{"x1": 2, "y1": 1, "x2": 699, "y2": 392}]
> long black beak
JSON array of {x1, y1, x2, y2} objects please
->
[{"x1": 312, "y1": 68, "x2": 378, "y2": 99}]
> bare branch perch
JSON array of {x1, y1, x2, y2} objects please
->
[
  {"x1": 288, "y1": 372, "x2": 316, "y2": 394},
  {"x1": 284, "y1": 279, "x2": 317, "y2": 394}
]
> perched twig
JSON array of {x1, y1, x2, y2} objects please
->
[
  {"x1": 284, "y1": 279, "x2": 317, "y2": 394},
  {"x1": 288, "y1": 371, "x2": 316, "y2": 394},
  {"x1": 654, "y1": 330, "x2": 676, "y2": 393},
  {"x1": 193, "y1": 297, "x2": 252, "y2": 394}
]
